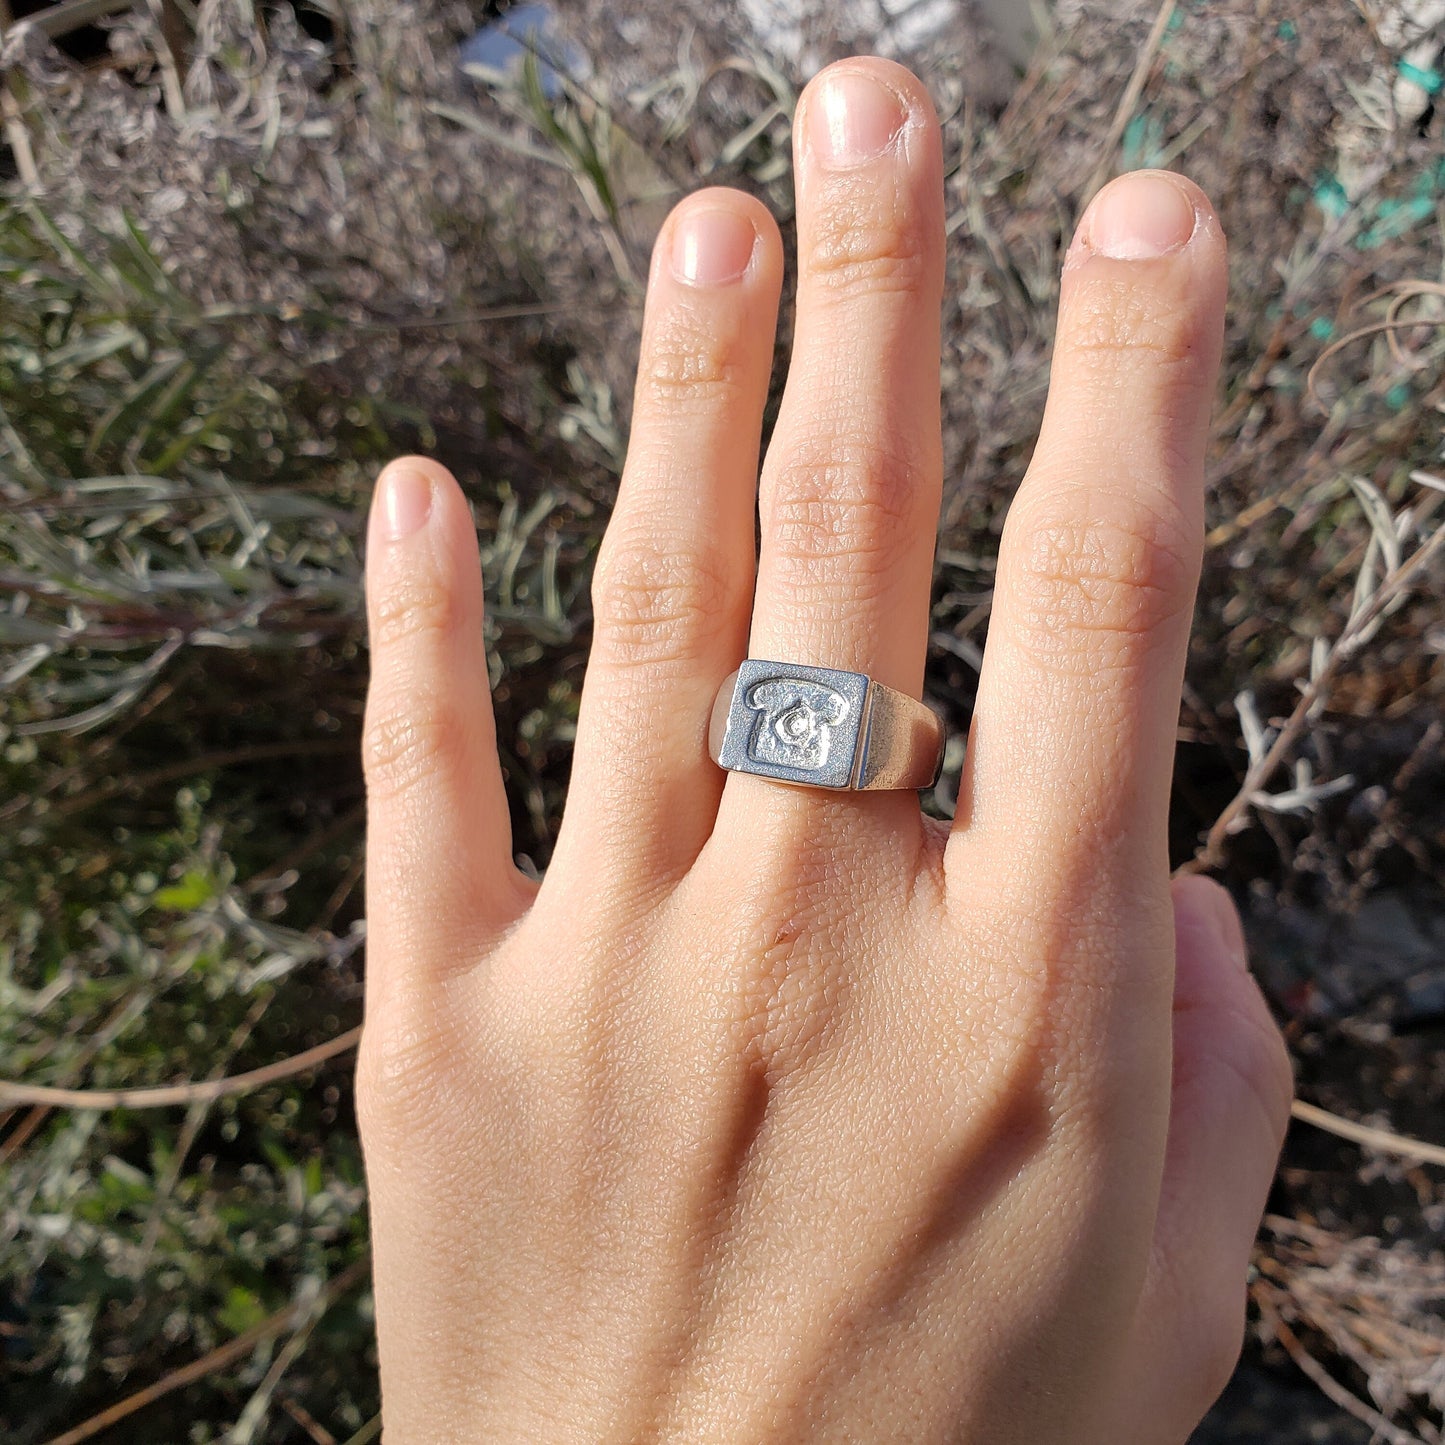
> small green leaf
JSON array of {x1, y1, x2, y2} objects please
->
[
  {"x1": 153, "y1": 869, "x2": 217, "y2": 912},
  {"x1": 218, "y1": 1285, "x2": 269, "y2": 1335}
]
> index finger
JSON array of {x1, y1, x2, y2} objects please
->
[{"x1": 953, "y1": 171, "x2": 1227, "y2": 891}]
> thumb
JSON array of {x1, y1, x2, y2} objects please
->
[{"x1": 1118, "y1": 876, "x2": 1294, "y2": 1437}]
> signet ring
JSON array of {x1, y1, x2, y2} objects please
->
[{"x1": 708, "y1": 660, "x2": 945, "y2": 792}]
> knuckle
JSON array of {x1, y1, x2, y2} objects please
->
[
  {"x1": 1064, "y1": 276, "x2": 1203, "y2": 375},
  {"x1": 355, "y1": 1012, "x2": 455, "y2": 1141},
  {"x1": 805, "y1": 197, "x2": 930, "y2": 299},
  {"x1": 362, "y1": 693, "x2": 469, "y2": 800},
  {"x1": 590, "y1": 527, "x2": 736, "y2": 671},
  {"x1": 639, "y1": 303, "x2": 749, "y2": 409},
  {"x1": 764, "y1": 435, "x2": 924, "y2": 591},
  {"x1": 369, "y1": 568, "x2": 462, "y2": 652},
  {"x1": 1005, "y1": 501, "x2": 1196, "y2": 674}
]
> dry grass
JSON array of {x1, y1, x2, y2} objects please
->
[{"x1": 0, "y1": 0, "x2": 1441, "y2": 1439}]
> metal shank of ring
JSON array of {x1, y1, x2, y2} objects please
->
[{"x1": 708, "y1": 659, "x2": 944, "y2": 792}]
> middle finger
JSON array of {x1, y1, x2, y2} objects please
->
[{"x1": 746, "y1": 60, "x2": 944, "y2": 717}]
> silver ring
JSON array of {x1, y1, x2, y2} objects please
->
[{"x1": 708, "y1": 660, "x2": 944, "y2": 792}]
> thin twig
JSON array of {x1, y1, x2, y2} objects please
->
[
  {"x1": 0, "y1": 1103, "x2": 51, "y2": 1162},
  {"x1": 12, "y1": 0, "x2": 135, "y2": 38},
  {"x1": 245, "y1": 800, "x2": 366, "y2": 895},
  {"x1": 1255, "y1": 1288, "x2": 1426, "y2": 1445},
  {"x1": 136, "y1": 994, "x2": 273, "y2": 1274},
  {"x1": 0, "y1": 1027, "x2": 360, "y2": 1110},
  {"x1": 227, "y1": 1298, "x2": 327, "y2": 1445},
  {"x1": 0, "y1": 988, "x2": 159, "y2": 1163},
  {"x1": 281, "y1": 1397, "x2": 338, "y2": 1445},
  {"x1": 1188, "y1": 521, "x2": 1445, "y2": 871},
  {"x1": 340, "y1": 1416, "x2": 382, "y2": 1445},
  {"x1": 1083, "y1": 0, "x2": 1178, "y2": 199},
  {"x1": 1290, "y1": 1099, "x2": 1445, "y2": 1168},
  {"x1": 315, "y1": 853, "x2": 365, "y2": 936},
  {"x1": 0, "y1": 80, "x2": 38, "y2": 189},
  {"x1": 0, "y1": 676, "x2": 180, "y2": 823},
  {"x1": 39, "y1": 1258, "x2": 370, "y2": 1445},
  {"x1": 46, "y1": 739, "x2": 353, "y2": 818},
  {"x1": 357, "y1": 300, "x2": 575, "y2": 329},
  {"x1": 1307, "y1": 310, "x2": 1445, "y2": 403}
]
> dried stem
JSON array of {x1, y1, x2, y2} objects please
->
[
  {"x1": 1290, "y1": 1100, "x2": 1445, "y2": 1169},
  {"x1": 1254, "y1": 1288, "x2": 1428, "y2": 1445},
  {"x1": 0, "y1": 1027, "x2": 361, "y2": 1110},
  {"x1": 38, "y1": 1258, "x2": 370, "y2": 1445},
  {"x1": 135, "y1": 993, "x2": 273, "y2": 1275},
  {"x1": 281, "y1": 1398, "x2": 339, "y2": 1445},
  {"x1": 1083, "y1": 0, "x2": 1178, "y2": 198},
  {"x1": 1187, "y1": 521, "x2": 1445, "y2": 872},
  {"x1": 340, "y1": 1416, "x2": 383, "y2": 1445}
]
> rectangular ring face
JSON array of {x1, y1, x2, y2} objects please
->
[{"x1": 715, "y1": 660, "x2": 869, "y2": 789}]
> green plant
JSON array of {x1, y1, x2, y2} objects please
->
[{"x1": 1, "y1": 1, "x2": 1442, "y2": 1440}]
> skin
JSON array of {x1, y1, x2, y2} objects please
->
[{"x1": 358, "y1": 58, "x2": 1294, "y2": 1444}]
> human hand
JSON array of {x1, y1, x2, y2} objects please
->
[{"x1": 358, "y1": 57, "x2": 1292, "y2": 1443}]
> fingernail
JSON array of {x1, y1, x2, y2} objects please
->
[
  {"x1": 377, "y1": 466, "x2": 433, "y2": 542},
  {"x1": 670, "y1": 207, "x2": 758, "y2": 286},
  {"x1": 809, "y1": 69, "x2": 907, "y2": 168},
  {"x1": 1079, "y1": 171, "x2": 1198, "y2": 260},
  {"x1": 1195, "y1": 879, "x2": 1250, "y2": 972}
]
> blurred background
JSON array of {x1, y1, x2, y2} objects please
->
[{"x1": 0, "y1": 1, "x2": 1441, "y2": 1440}]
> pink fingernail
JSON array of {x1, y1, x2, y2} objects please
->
[
  {"x1": 671, "y1": 208, "x2": 758, "y2": 286},
  {"x1": 809, "y1": 69, "x2": 907, "y2": 168},
  {"x1": 378, "y1": 467, "x2": 433, "y2": 542},
  {"x1": 1078, "y1": 171, "x2": 1199, "y2": 260}
]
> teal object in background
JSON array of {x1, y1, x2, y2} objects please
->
[{"x1": 1397, "y1": 58, "x2": 1444, "y2": 95}]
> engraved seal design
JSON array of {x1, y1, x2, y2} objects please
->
[{"x1": 744, "y1": 678, "x2": 851, "y2": 772}]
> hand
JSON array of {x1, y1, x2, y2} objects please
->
[{"x1": 357, "y1": 57, "x2": 1292, "y2": 1443}]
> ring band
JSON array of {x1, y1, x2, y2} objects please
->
[{"x1": 708, "y1": 659, "x2": 944, "y2": 791}]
